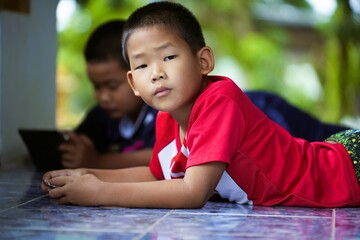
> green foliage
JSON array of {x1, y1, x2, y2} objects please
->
[
  {"x1": 236, "y1": 32, "x2": 285, "y2": 90},
  {"x1": 321, "y1": 0, "x2": 360, "y2": 121},
  {"x1": 57, "y1": 0, "x2": 360, "y2": 128}
]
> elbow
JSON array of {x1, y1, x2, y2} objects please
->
[
  {"x1": 190, "y1": 194, "x2": 209, "y2": 208},
  {"x1": 190, "y1": 200, "x2": 207, "y2": 209},
  {"x1": 175, "y1": 200, "x2": 206, "y2": 209},
  {"x1": 169, "y1": 179, "x2": 214, "y2": 209},
  {"x1": 175, "y1": 192, "x2": 209, "y2": 209}
]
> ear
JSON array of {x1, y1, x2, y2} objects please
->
[
  {"x1": 198, "y1": 46, "x2": 214, "y2": 75},
  {"x1": 127, "y1": 71, "x2": 140, "y2": 96}
]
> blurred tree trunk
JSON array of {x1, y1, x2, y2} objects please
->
[{"x1": 323, "y1": 0, "x2": 360, "y2": 121}]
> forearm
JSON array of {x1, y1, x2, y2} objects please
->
[
  {"x1": 98, "y1": 179, "x2": 208, "y2": 209},
  {"x1": 87, "y1": 166, "x2": 156, "y2": 183},
  {"x1": 47, "y1": 162, "x2": 226, "y2": 209},
  {"x1": 96, "y1": 163, "x2": 225, "y2": 208},
  {"x1": 87, "y1": 148, "x2": 153, "y2": 169}
]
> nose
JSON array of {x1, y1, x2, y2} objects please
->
[
  {"x1": 151, "y1": 63, "x2": 166, "y2": 82},
  {"x1": 96, "y1": 89, "x2": 111, "y2": 105}
]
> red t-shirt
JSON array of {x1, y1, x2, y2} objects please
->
[{"x1": 150, "y1": 76, "x2": 360, "y2": 207}]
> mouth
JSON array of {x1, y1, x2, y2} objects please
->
[
  {"x1": 154, "y1": 86, "x2": 171, "y2": 97},
  {"x1": 102, "y1": 108, "x2": 119, "y2": 116}
]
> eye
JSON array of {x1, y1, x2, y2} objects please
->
[
  {"x1": 164, "y1": 55, "x2": 176, "y2": 61},
  {"x1": 92, "y1": 83, "x2": 100, "y2": 90},
  {"x1": 108, "y1": 82, "x2": 120, "y2": 90},
  {"x1": 135, "y1": 64, "x2": 147, "y2": 70}
]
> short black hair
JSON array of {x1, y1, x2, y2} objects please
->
[
  {"x1": 122, "y1": 1, "x2": 205, "y2": 65},
  {"x1": 84, "y1": 19, "x2": 128, "y2": 69}
]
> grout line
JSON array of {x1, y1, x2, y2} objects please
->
[
  {"x1": 331, "y1": 209, "x2": 336, "y2": 240},
  {"x1": 172, "y1": 211, "x2": 330, "y2": 219},
  {"x1": 0, "y1": 194, "x2": 48, "y2": 214},
  {"x1": 132, "y1": 209, "x2": 175, "y2": 240}
]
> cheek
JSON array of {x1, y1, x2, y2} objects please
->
[
  {"x1": 174, "y1": 58, "x2": 199, "y2": 78},
  {"x1": 114, "y1": 85, "x2": 138, "y2": 100},
  {"x1": 94, "y1": 89, "x2": 104, "y2": 100},
  {"x1": 131, "y1": 74, "x2": 149, "y2": 94}
]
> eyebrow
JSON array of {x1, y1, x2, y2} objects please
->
[
  {"x1": 155, "y1": 42, "x2": 174, "y2": 51},
  {"x1": 130, "y1": 42, "x2": 175, "y2": 60}
]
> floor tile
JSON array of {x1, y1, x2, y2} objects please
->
[{"x1": 0, "y1": 167, "x2": 359, "y2": 240}]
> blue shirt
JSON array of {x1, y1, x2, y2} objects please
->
[
  {"x1": 246, "y1": 91, "x2": 349, "y2": 141},
  {"x1": 76, "y1": 104, "x2": 157, "y2": 153}
]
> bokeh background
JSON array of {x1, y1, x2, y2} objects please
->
[{"x1": 55, "y1": 0, "x2": 360, "y2": 129}]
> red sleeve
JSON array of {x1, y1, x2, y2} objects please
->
[{"x1": 185, "y1": 86, "x2": 246, "y2": 168}]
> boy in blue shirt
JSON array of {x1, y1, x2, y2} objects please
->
[{"x1": 59, "y1": 20, "x2": 157, "y2": 169}]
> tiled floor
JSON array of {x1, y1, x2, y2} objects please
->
[{"x1": 0, "y1": 167, "x2": 359, "y2": 239}]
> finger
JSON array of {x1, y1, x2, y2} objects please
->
[
  {"x1": 42, "y1": 170, "x2": 66, "y2": 183},
  {"x1": 49, "y1": 175, "x2": 76, "y2": 188},
  {"x1": 61, "y1": 150, "x2": 81, "y2": 168},
  {"x1": 48, "y1": 186, "x2": 66, "y2": 199},
  {"x1": 42, "y1": 175, "x2": 61, "y2": 193},
  {"x1": 58, "y1": 142, "x2": 76, "y2": 152},
  {"x1": 56, "y1": 196, "x2": 71, "y2": 205},
  {"x1": 60, "y1": 147, "x2": 78, "y2": 168},
  {"x1": 61, "y1": 152, "x2": 74, "y2": 162},
  {"x1": 61, "y1": 149, "x2": 77, "y2": 162},
  {"x1": 41, "y1": 181, "x2": 51, "y2": 193},
  {"x1": 43, "y1": 178, "x2": 57, "y2": 188},
  {"x1": 60, "y1": 131, "x2": 76, "y2": 141},
  {"x1": 66, "y1": 132, "x2": 82, "y2": 145},
  {"x1": 60, "y1": 131, "x2": 71, "y2": 142},
  {"x1": 43, "y1": 170, "x2": 72, "y2": 188},
  {"x1": 79, "y1": 134, "x2": 94, "y2": 147}
]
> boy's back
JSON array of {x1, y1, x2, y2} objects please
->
[{"x1": 150, "y1": 76, "x2": 360, "y2": 207}]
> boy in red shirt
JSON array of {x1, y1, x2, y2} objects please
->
[{"x1": 42, "y1": 1, "x2": 359, "y2": 208}]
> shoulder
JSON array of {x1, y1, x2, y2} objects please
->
[
  {"x1": 201, "y1": 75, "x2": 248, "y2": 103},
  {"x1": 189, "y1": 75, "x2": 264, "y2": 127},
  {"x1": 77, "y1": 105, "x2": 113, "y2": 128},
  {"x1": 194, "y1": 75, "x2": 249, "y2": 110},
  {"x1": 207, "y1": 75, "x2": 240, "y2": 93},
  {"x1": 75, "y1": 105, "x2": 113, "y2": 133}
]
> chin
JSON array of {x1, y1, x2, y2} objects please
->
[{"x1": 107, "y1": 112, "x2": 122, "y2": 120}]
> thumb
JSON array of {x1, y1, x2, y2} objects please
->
[{"x1": 79, "y1": 134, "x2": 94, "y2": 147}]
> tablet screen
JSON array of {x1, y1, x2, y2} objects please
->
[{"x1": 18, "y1": 129, "x2": 66, "y2": 171}]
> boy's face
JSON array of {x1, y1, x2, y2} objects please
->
[
  {"x1": 126, "y1": 26, "x2": 210, "y2": 114},
  {"x1": 86, "y1": 60, "x2": 143, "y2": 120}
]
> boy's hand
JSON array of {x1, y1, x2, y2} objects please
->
[
  {"x1": 41, "y1": 168, "x2": 87, "y2": 192},
  {"x1": 58, "y1": 132, "x2": 99, "y2": 168},
  {"x1": 45, "y1": 173, "x2": 104, "y2": 206}
]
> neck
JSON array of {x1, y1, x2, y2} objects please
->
[{"x1": 171, "y1": 76, "x2": 209, "y2": 141}]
